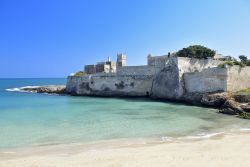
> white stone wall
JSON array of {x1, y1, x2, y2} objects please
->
[
  {"x1": 116, "y1": 65, "x2": 162, "y2": 76},
  {"x1": 227, "y1": 66, "x2": 250, "y2": 92},
  {"x1": 66, "y1": 72, "x2": 154, "y2": 96},
  {"x1": 147, "y1": 55, "x2": 169, "y2": 68},
  {"x1": 183, "y1": 66, "x2": 250, "y2": 94},
  {"x1": 67, "y1": 56, "x2": 250, "y2": 98},
  {"x1": 177, "y1": 57, "x2": 222, "y2": 96},
  {"x1": 151, "y1": 57, "x2": 222, "y2": 99},
  {"x1": 184, "y1": 67, "x2": 228, "y2": 93}
]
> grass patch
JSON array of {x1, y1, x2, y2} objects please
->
[
  {"x1": 238, "y1": 88, "x2": 250, "y2": 94},
  {"x1": 218, "y1": 61, "x2": 234, "y2": 68},
  {"x1": 218, "y1": 61, "x2": 246, "y2": 68},
  {"x1": 73, "y1": 71, "x2": 87, "y2": 77}
]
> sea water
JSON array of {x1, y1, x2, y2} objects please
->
[{"x1": 0, "y1": 78, "x2": 250, "y2": 149}]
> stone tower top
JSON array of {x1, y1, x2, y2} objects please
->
[{"x1": 117, "y1": 53, "x2": 126, "y2": 67}]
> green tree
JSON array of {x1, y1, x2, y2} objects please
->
[
  {"x1": 176, "y1": 45, "x2": 216, "y2": 59},
  {"x1": 239, "y1": 55, "x2": 248, "y2": 64}
]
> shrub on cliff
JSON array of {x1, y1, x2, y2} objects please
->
[
  {"x1": 239, "y1": 55, "x2": 248, "y2": 64},
  {"x1": 176, "y1": 45, "x2": 216, "y2": 59},
  {"x1": 218, "y1": 61, "x2": 246, "y2": 68},
  {"x1": 73, "y1": 71, "x2": 87, "y2": 77},
  {"x1": 233, "y1": 61, "x2": 246, "y2": 67},
  {"x1": 218, "y1": 61, "x2": 234, "y2": 68}
]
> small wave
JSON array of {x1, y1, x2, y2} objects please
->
[
  {"x1": 161, "y1": 136, "x2": 173, "y2": 142},
  {"x1": 239, "y1": 128, "x2": 250, "y2": 132},
  {"x1": 5, "y1": 88, "x2": 21, "y2": 92},
  {"x1": 185, "y1": 132, "x2": 224, "y2": 140},
  {"x1": 5, "y1": 86, "x2": 40, "y2": 92}
]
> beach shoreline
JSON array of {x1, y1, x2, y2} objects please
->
[{"x1": 1, "y1": 132, "x2": 250, "y2": 167}]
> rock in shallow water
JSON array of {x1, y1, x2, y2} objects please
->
[
  {"x1": 219, "y1": 99, "x2": 244, "y2": 115},
  {"x1": 21, "y1": 85, "x2": 66, "y2": 94}
]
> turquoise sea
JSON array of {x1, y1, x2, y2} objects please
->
[{"x1": 0, "y1": 78, "x2": 250, "y2": 150}]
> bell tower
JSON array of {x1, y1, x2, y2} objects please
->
[{"x1": 116, "y1": 53, "x2": 126, "y2": 67}]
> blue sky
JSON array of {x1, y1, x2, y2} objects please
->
[{"x1": 0, "y1": 0, "x2": 250, "y2": 78}]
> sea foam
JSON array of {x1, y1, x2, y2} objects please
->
[
  {"x1": 5, "y1": 86, "x2": 40, "y2": 92},
  {"x1": 185, "y1": 132, "x2": 224, "y2": 140}
]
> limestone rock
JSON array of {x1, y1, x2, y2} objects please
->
[
  {"x1": 21, "y1": 85, "x2": 66, "y2": 94},
  {"x1": 240, "y1": 104, "x2": 250, "y2": 113},
  {"x1": 201, "y1": 92, "x2": 229, "y2": 107},
  {"x1": 219, "y1": 99, "x2": 244, "y2": 115},
  {"x1": 234, "y1": 93, "x2": 250, "y2": 103},
  {"x1": 182, "y1": 93, "x2": 203, "y2": 105}
]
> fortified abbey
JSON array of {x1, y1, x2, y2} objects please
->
[{"x1": 66, "y1": 51, "x2": 250, "y2": 101}]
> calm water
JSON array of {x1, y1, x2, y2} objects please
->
[{"x1": 0, "y1": 78, "x2": 250, "y2": 149}]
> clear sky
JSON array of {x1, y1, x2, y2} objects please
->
[{"x1": 0, "y1": 0, "x2": 250, "y2": 78}]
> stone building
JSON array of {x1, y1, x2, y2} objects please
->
[
  {"x1": 84, "y1": 65, "x2": 96, "y2": 74},
  {"x1": 117, "y1": 54, "x2": 126, "y2": 68},
  {"x1": 147, "y1": 54, "x2": 170, "y2": 67},
  {"x1": 84, "y1": 56, "x2": 117, "y2": 74},
  {"x1": 214, "y1": 53, "x2": 234, "y2": 61},
  {"x1": 67, "y1": 51, "x2": 250, "y2": 100}
]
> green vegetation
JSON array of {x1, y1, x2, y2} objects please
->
[
  {"x1": 73, "y1": 71, "x2": 87, "y2": 77},
  {"x1": 238, "y1": 87, "x2": 250, "y2": 94},
  {"x1": 218, "y1": 61, "x2": 234, "y2": 68},
  {"x1": 239, "y1": 55, "x2": 248, "y2": 64},
  {"x1": 176, "y1": 45, "x2": 216, "y2": 59},
  {"x1": 218, "y1": 55, "x2": 249, "y2": 68},
  {"x1": 233, "y1": 61, "x2": 246, "y2": 67},
  {"x1": 239, "y1": 112, "x2": 250, "y2": 119}
]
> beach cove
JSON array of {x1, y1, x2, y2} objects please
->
[
  {"x1": 1, "y1": 132, "x2": 250, "y2": 167},
  {"x1": 1, "y1": 78, "x2": 250, "y2": 167}
]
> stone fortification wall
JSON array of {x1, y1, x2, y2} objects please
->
[
  {"x1": 84, "y1": 65, "x2": 96, "y2": 74},
  {"x1": 147, "y1": 55, "x2": 169, "y2": 68},
  {"x1": 227, "y1": 66, "x2": 250, "y2": 92},
  {"x1": 67, "y1": 56, "x2": 250, "y2": 99},
  {"x1": 183, "y1": 66, "x2": 250, "y2": 94},
  {"x1": 177, "y1": 57, "x2": 222, "y2": 97},
  {"x1": 184, "y1": 67, "x2": 227, "y2": 94},
  {"x1": 66, "y1": 67, "x2": 154, "y2": 96},
  {"x1": 116, "y1": 65, "x2": 162, "y2": 76},
  {"x1": 151, "y1": 56, "x2": 180, "y2": 99},
  {"x1": 177, "y1": 57, "x2": 221, "y2": 73},
  {"x1": 151, "y1": 57, "x2": 222, "y2": 100}
]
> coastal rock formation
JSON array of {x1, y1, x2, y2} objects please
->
[
  {"x1": 234, "y1": 93, "x2": 250, "y2": 103},
  {"x1": 240, "y1": 104, "x2": 250, "y2": 113},
  {"x1": 20, "y1": 85, "x2": 66, "y2": 94},
  {"x1": 219, "y1": 99, "x2": 244, "y2": 115},
  {"x1": 201, "y1": 92, "x2": 229, "y2": 106}
]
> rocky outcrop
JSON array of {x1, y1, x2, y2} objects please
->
[
  {"x1": 201, "y1": 92, "x2": 230, "y2": 106},
  {"x1": 184, "y1": 92, "x2": 250, "y2": 118},
  {"x1": 219, "y1": 99, "x2": 244, "y2": 115},
  {"x1": 20, "y1": 85, "x2": 66, "y2": 94},
  {"x1": 240, "y1": 104, "x2": 250, "y2": 113},
  {"x1": 234, "y1": 93, "x2": 250, "y2": 103}
]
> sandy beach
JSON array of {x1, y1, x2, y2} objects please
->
[{"x1": 0, "y1": 132, "x2": 250, "y2": 167}]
